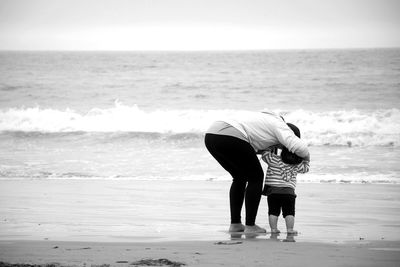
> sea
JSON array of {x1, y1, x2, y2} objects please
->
[{"x1": 0, "y1": 48, "x2": 399, "y2": 184}]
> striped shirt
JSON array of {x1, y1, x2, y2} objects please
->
[{"x1": 262, "y1": 151, "x2": 310, "y2": 190}]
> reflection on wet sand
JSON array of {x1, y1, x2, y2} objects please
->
[{"x1": 230, "y1": 231, "x2": 298, "y2": 242}]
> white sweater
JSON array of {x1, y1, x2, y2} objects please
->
[{"x1": 222, "y1": 111, "x2": 309, "y2": 158}]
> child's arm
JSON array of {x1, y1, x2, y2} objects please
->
[
  {"x1": 261, "y1": 146, "x2": 274, "y2": 163},
  {"x1": 262, "y1": 150, "x2": 286, "y2": 180},
  {"x1": 261, "y1": 149, "x2": 281, "y2": 164},
  {"x1": 296, "y1": 160, "x2": 310, "y2": 174},
  {"x1": 261, "y1": 150, "x2": 273, "y2": 164}
]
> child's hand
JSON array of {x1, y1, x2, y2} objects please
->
[{"x1": 261, "y1": 150, "x2": 272, "y2": 163}]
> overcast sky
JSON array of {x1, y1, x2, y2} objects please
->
[{"x1": 0, "y1": 0, "x2": 399, "y2": 50}]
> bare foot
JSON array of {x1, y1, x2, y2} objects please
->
[
  {"x1": 287, "y1": 229, "x2": 298, "y2": 235},
  {"x1": 229, "y1": 223, "x2": 245, "y2": 232},
  {"x1": 244, "y1": 224, "x2": 266, "y2": 234},
  {"x1": 270, "y1": 229, "x2": 281, "y2": 234}
]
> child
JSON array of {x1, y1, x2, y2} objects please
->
[{"x1": 261, "y1": 123, "x2": 310, "y2": 235}]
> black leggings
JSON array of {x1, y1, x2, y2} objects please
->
[{"x1": 204, "y1": 133, "x2": 264, "y2": 225}]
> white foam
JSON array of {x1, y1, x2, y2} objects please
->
[
  {"x1": 0, "y1": 102, "x2": 399, "y2": 147},
  {"x1": 298, "y1": 172, "x2": 400, "y2": 184},
  {"x1": 283, "y1": 109, "x2": 400, "y2": 147}
]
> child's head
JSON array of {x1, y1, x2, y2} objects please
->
[{"x1": 281, "y1": 123, "x2": 303, "y2": 165}]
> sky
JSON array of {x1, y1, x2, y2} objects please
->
[{"x1": 0, "y1": 0, "x2": 399, "y2": 50}]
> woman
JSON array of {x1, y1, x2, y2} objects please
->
[{"x1": 204, "y1": 111, "x2": 310, "y2": 234}]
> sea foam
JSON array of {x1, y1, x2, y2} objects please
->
[{"x1": 0, "y1": 102, "x2": 399, "y2": 147}]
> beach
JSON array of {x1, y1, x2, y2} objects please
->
[
  {"x1": 0, "y1": 49, "x2": 399, "y2": 266},
  {"x1": 1, "y1": 179, "x2": 400, "y2": 266},
  {"x1": 1, "y1": 0, "x2": 400, "y2": 264},
  {"x1": 1, "y1": 239, "x2": 400, "y2": 267}
]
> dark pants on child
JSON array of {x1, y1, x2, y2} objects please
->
[
  {"x1": 204, "y1": 133, "x2": 264, "y2": 226},
  {"x1": 267, "y1": 194, "x2": 296, "y2": 217}
]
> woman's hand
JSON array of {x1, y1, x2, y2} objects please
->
[{"x1": 302, "y1": 152, "x2": 311, "y2": 162}]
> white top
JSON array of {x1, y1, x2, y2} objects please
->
[{"x1": 208, "y1": 111, "x2": 309, "y2": 158}]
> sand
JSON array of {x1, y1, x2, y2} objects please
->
[
  {"x1": 1, "y1": 239, "x2": 400, "y2": 267},
  {"x1": 0, "y1": 179, "x2": 400, "y2": 266}
]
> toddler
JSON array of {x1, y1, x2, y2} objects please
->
[{"x1": 261, "y1": 123, "x2": 310, "y2": 234}]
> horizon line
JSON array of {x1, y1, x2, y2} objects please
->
[{"x1": 1, "y1": 46, "x2": 399, "y2": 52}]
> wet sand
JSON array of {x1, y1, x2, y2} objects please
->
[
  {"x1": 0, "y1": 179, "x2": 400, "y2": 266},
  {"x1": 1, "y1": 239, "x2": 400, "y2": 267}
]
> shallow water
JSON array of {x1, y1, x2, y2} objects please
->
[{"x1": 0, "y1": 180, "x2": 399, "y2": 243}]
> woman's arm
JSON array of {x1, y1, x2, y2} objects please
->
[{"x1": 273, "y1": 122, "x2": 310, "y2": 159}]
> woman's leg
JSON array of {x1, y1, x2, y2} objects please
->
[{"x1": 204, "y1": 133, "x2": 264, "y2": 226}]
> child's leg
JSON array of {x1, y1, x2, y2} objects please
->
[
  {"x1": 269, "y1": 215, "x2": 280, "y2": 233},
  {"x1": 267, "y1": 195, "x2": 281, "y2": 233},
  {"x1": 284, "y1": 215, "x2": 297, "y2": 234},
  {"x1": 282, "y1": 194, "x2": 297, "y2": 234}
]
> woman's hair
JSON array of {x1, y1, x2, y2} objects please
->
[{"x1": 281, "y1": 123, "x2": 303, "y2": 165}]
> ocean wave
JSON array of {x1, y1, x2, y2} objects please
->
[
  {"x1": 297, "y1": 173, "x2": 400, "y2": 184},
  {"x1": 282, "y1": 108, "x2": 400, "y2": 147},
  {"x1": 0, "y1": 130, "x2": 203, "y2": 143},
  {"x1": 0, "y1": 102, "x2": 399, "y2": 147}
]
